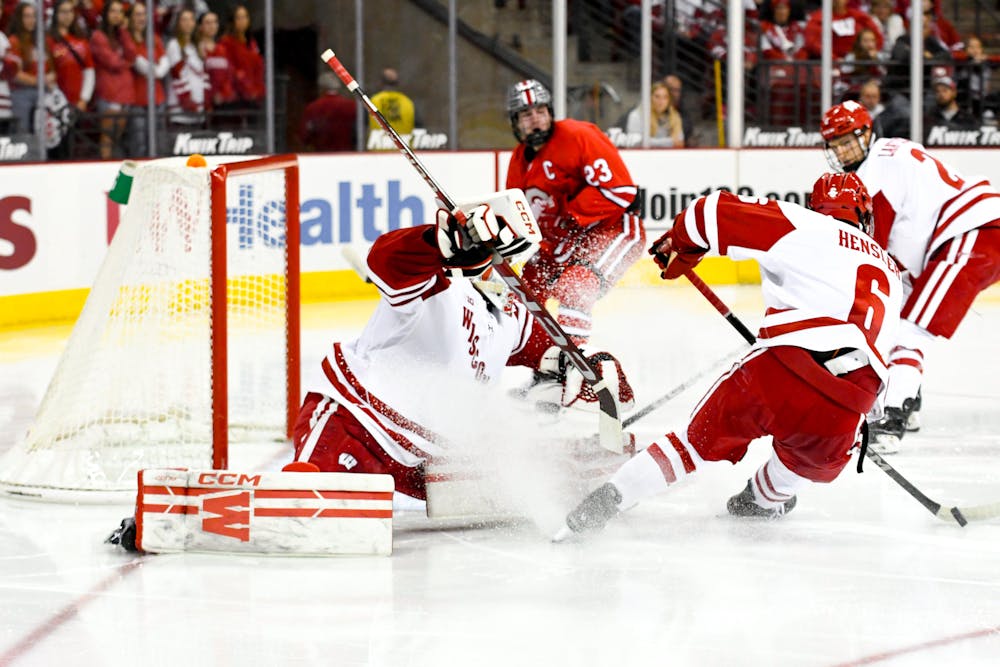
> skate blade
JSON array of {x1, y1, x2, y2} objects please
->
[
  {"x1": 551, "y1": 524, "x2": 575, "y2": 543},
  {"x1": 870, "y1": 434, "x2": 901, "y2": 455}
]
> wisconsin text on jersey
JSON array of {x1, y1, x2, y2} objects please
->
[{"x1": 837, "y1": 228, "x2": 901, "y2": 278}]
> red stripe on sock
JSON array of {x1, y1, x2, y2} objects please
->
[
  {"x1": 666, "y1": 432, "x2": 697, "y2": 473},
  {"x1": 646, "y1": 443, "x2": 677, "y2": 484}
]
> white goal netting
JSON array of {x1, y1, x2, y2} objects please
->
[{"x1": 0, "y1": 157, "x2": 297, "y2": 501}]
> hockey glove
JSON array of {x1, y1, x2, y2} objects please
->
[
  {"x1": 530, "y1": 346, "x2": 635, "y2": 413},
  {"x1": 649, "y1": 229, "x2": 705, "y2": 280},
  {"x1": 436, "y1": 207, "x2": 493, "y2": 278}
]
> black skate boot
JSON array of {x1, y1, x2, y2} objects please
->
[
  {"x1": 905, "y1": 390, "x2": 922, "y2": 433},
  {"x1": 106, "y1": 516, "x2": 139, "y2": 552},
  {"x1": 726, "y1": 480, "x2": 797, "y2": 519},
  {"x1": 554, "y1": 483, "x2": 623, "y2": 540},
  {"x1": 869, "y1": 393, "x2": 920, "y2": 454}
]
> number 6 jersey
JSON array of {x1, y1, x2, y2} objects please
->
[{"x1": 672, "y1": 190, "x2": 903, "y2": 385}]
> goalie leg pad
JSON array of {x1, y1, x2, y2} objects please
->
[{"x1": 135, "y1": 468, "x2": 394, "y2": 556}]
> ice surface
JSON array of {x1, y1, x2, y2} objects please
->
[{"x1": 2, "y1": 285, "x2": 999, "y2": 667}]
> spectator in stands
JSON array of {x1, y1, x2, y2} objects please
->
[
  {"x1": 165, "y1": 7, "x2": 206, "y2": 125},
  {"x1": 48, "y1": 0, "x2": 94, "y2": 114},
  {"x1": 91, "y1": 0, "x2": 131, "y2": 158},
  {"x1": 758, "y1": 0, "x2": 806, "y2": 61},
  {"x1": 47, "y1": 0, "x2": 95, "y2": 157},
  {"x1": 300, "y1": 70, "x2": 357, "y2": 152},
  {"x1": 840, "y1": 28, "x2": 887, "y2": 93},
  {"x1": 924, "y1": 73, "x2": 978, "y2": 137},
  {"x1": 888, "y1": 8, "x2": 952, "y2": 96},
  {"x1": 664, "y1": 73, "x2": 698, "y2": 146},
  {"x1": 858, "y1": 77, "x2": 910, "y2": 137},
  {"x1": 911, "y1": 0, "x2": 963, "y2": 55},
  {"x1": 75, "y1": 0, "x2": 102, "y2": 34},
  {"x1": 368, "y1": 67, "x2": 418, "y2": 148},
  {"x1": 870, "y1": 0, "x2": 904, "y2": 60},
  {"x1": 625, "y1": 81, "x2": 685, "y2": 147},
  {"x1": 801, "y1": 0, "x2": 883, "y2": 59},
  {"x1": 155, "y1": 0, "x2": 211, "y2": 36},
  {"x1": 956, "y1": 34, "x2": 997, "y2": 121},
  {"x1": 0, "y1": 10, "x2": 12, "y2": 133},
  {"x1": 6, "y1": 1, "x2": 55, "y2": 134},
  {"x1": 219, "y1": 4, "x2": 264, "y2": 109},
  {"x1": 123, "y1": 1, "x2": 168, "y2": 157},
  {"x1": 196, "y1": 11, "x2": 236, "y2": 115}
]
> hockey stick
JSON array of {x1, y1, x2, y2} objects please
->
[
  {"x1": 683, "y1": 269, "x2": 975, "y2": 526},
  {"x1": 622, "y1": 346, "x2": 744, "y2": 428},
  {"x1": 321, "y1": 50, "x2": 624, "y2": 454}
]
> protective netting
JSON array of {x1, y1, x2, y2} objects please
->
[{"x1": 0, "y1": 158, "x2": 292, "y2": 501}]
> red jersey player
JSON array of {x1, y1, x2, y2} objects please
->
[
  {"x1": 821, "y1": 101, "x2": 1000, "y2": 453},
  {"x1": 504, "y1": 79, "x2": 644, "y2": 409},
  {"x1": 557, "y1": 173, "x2": 902, "y2": 538}
]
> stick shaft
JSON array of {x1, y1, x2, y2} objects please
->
[{"x1": 319, "y1": 49, "x2": 623, "y2": 452}]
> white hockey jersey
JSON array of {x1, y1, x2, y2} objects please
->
[
  {"x1": 673, "y1": 190, "x2": 903, "y2": 383},
  {"x1": 309, "y1": 226, "x2": 533, "y2": 467},
  {"x1": 858, "y1": 137, "x2": 1000, "y2": 277}
]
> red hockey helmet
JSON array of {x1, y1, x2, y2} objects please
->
[
  {"x1": 820, "y1": 101, "x2": 874, "y2": 172},
  {"x1": 808, "y1": 172, "x2": 874, "y2": 236}
]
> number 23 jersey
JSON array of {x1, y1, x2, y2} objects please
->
[{"x1": 505, "y1": 118, "x2": 638, "y2": 230}]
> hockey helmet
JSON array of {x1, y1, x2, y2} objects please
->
[
  {"x1": 506, "y1": 79, "x2": 554, "y2": 149},
  {"x1": 820, "y1": 101, "x2": 874, "y2": 173},
  {"x1": 808, "y1": 172, "x2": 874, "y2": 236}
]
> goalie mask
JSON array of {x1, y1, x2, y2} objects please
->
[
  {"x1": 820, "y1": 101, "x2": 874, "y2": 173},
  {"x1": 808, "y1": 172, "x2": 874, "y2": 236},
  {"x1": 507, "y1": 79, "x2": 554, "y2": 149}
]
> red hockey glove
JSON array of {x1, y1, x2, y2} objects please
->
[{"x1": 649, "y1": 229, "x2": 705, "y2": 280}]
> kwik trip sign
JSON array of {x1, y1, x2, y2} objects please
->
[
  {"x1": 0, "y1": 135, "x2": 36, "y2": 161},
  {"x1": 170, "y1": 130, "x2": 262, "y2": 156}
]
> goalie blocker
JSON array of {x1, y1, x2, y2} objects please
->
[{"x1": 113, "y1": 468, "x2": 394, "y2": 556}]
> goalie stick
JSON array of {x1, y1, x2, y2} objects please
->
[
  {"x1": 320, "y1": 49, "x2": 624, "y2": 454},
  {"x1": 682, "y1": 269, "x2": 992, "y2": 527}
]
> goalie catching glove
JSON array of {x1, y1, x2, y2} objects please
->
[
  {"x1": 523, "y1": 346, "x2": 635, "y2": 413},
  {"x1": 436, "y1": 188, "x2": 542, "y2": 277}
]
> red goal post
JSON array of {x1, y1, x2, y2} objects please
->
[{"x1": 210, "y1": 155, "x2": 300, "y2": 470}]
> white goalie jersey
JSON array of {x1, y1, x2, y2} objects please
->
[
  {"x1": 673, "y1": 190, "x2": 904, "y2": 384},
  {"x1": 858, "y1": 137, "x2": 1000, "y2": 277},
  {"x1": 308, "y1": 225, "x2": 533, "y2": 467}
]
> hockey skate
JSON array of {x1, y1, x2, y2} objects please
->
[
  {"x1": 726, "y1": 481, "x2": 797, "y2": 519},
  {"x1": 106, "y1": 516, "x2": 139, "y2": 552},
  {"x1": 869, "y1": 392, "x2": 921, "y2": 455},
  {"x1": 553, "y1": 483, "x2": 622, "y2": 541}
]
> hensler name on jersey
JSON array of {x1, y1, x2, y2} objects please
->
[{"x1": 836, "y1": 228, "x2": 901, "y2": 278}]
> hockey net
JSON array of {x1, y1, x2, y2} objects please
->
[{"x1": 0, "y1": 155, "x2": 300, "y2": 501}]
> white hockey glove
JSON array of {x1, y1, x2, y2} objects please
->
[
  {"x1": 455, "y1": 188, "x2": 543, "y2": 260},
  {"x1": 436, "y1": 207, "x2": 493, "y2": 277}
]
